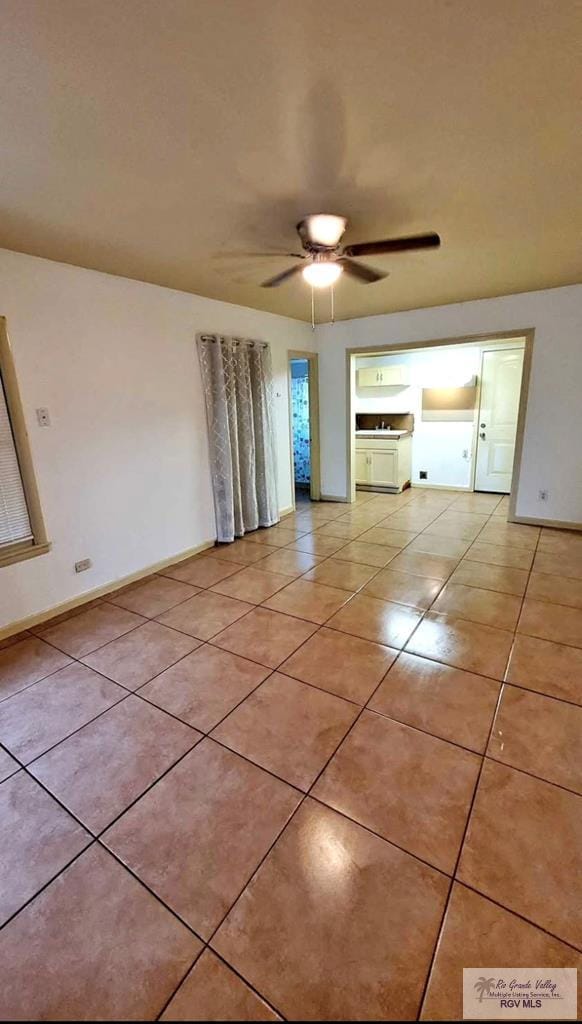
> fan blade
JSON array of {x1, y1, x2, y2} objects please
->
[
  {"x1": 338, "y1": 257, "x2": 387, "y2": 284},
  {"x1": 261, "y1": 264, "x2": 304, "y2": 288},
  {"x1": 343, "y1": 232, "x2": 441, "y2": 258}
]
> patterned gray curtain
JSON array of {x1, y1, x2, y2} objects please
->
[{"x1": 197, "y1": 334, "x2": 279, "y2": 542}]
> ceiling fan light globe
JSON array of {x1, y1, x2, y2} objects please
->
[
  {"x1": 305, "y1": 214, "x2": 347, "y2": 247},
  {"x1": 302, "y1": 261, "x2": 343, "y2": 288}
]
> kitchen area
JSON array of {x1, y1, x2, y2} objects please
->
[{"x1": 353, "y1": 339, "x2": 526, "y2": 495}]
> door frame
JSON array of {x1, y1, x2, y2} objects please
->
[
  {"x1": 345, "y1": 328, "x2": 534, "y2": 523},
  {"x1": 287, "y1": 350, "x2": 321, "y2": 505}
]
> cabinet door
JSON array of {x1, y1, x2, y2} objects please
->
[
  {"x1": 357, "y1": 368, "x2": 382, "y2": 387},
  {"x1": 355, "y1": 450, "x2": 370, "y2": 484},
  {"x1": 369, "y1": 449, "x2": 398, "y2": 487}
]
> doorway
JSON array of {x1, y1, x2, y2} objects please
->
[
  {"x1": 346, "y1": 330, "x2": 533, "y2": 521},
  {"x1": 288, "y1": 350, "x2": 320, "y2": 505},
  {"x1": 475, "y1": 347, "x2": 525, "y2": 493}
]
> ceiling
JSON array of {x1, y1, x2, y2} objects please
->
[{"x1": 1, "y1": 0, "x2": 581, "y2": 322}]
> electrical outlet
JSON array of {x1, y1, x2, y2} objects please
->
[
  {"x1": 419, "y1": 470, "x2": 428, "y2": 480},
  {"x1": 74, "y1": 558, "x2": 92, "y2": 573},
  {"x1": 36, "y1": 407, "x2": 51, "y2": 427},
  {"x1": 538, "y1": 489, "x2": 549, "y2": 502}
]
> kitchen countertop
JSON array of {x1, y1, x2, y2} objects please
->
[{"x1": 355, "y1": 429, "x2": 411, "y2": 438}]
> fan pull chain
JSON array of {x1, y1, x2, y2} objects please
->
[
  {"x1": 330, "y1": 283, "x2": 335, "y2": 324},
  {"x1": 311, "y1": 285, "x2": 315, "y2": 330}
]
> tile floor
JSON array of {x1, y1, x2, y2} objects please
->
[{"x1": 1, "y1": 486, "x2": 581, "y2": 1020}]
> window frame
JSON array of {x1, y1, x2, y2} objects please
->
[{"x1": 0, "y1": 316, "x2": 50, "y2": 567}]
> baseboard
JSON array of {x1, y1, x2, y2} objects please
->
[
  {"x1": 0, "y1": 538, "x2": 216, "y2": 642},
  {"x1": 278, "y1": 505, "x2": 295, "y2": 518},
  {"x1": 320, "y1": 493, "x2": 349, "y2": 503},
  {"x1": 410, "y1": 482, "x2": 472, "y2": 492},
  {"x1": 510, "y1": 515, "x2": 582, "y2": 531}
]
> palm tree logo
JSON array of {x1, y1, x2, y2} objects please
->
[{"x1": 474, "y1": 977, "x2": 496, "y2": 1002}]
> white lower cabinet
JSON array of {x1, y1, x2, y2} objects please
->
[{"x1": 355, "y1": 437, "x2": 412, "y2": 492}]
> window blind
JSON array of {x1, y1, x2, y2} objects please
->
[{"x1": 0, "y1": 372, "x2": 32, "y2": 547}]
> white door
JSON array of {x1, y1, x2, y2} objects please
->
[
  {"x1": 475, "y1": 348, "x2": 524, "y2": 493},
  {"x1": 369, "y1": 449, "x2": 398, "y2": 487}
]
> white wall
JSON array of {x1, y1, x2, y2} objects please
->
[
  {"x1": 0, "y1": 248, "x2": 313, "y2": 630},
  {"x1": 355, "y1": 347, "x2": 481, "y2": 488},
  {"x1": 318, "y1": 285, "x2": 582, "y2": 524}
]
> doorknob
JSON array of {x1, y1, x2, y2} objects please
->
[{"x1": 480, "y1": 431, "x2": 486, "y2": 439}]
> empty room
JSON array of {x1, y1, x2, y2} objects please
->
[{"x1": 0, "y1": 1, "x2": 581, "y2": 1020}]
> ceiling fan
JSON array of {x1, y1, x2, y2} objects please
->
[{"x1": 260, "y1": 214, "x2": 441, "y2": 289}]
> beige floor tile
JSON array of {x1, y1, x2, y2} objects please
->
[
  {"x1": 388, "y1": 549, "x2": 459, "y2": 580},
  {"x1": 288, "y1": 532, "x2": 348, "y2": 557},
  {"x1": 406, "y1": 612, "x2": 514, "y2": 679},
  {"x1": 527, "y1": 571, "x2": 582, "y2": 610},
  {"x1": 104, "y1": 739, "x2": 299, "y2": 938},
  {"x1": 426, "y1": 511, "x2": 488, "y2": 541},
  {"x1": 518, "y1": 597, "x2": 582, "y2": 648},
  {"x1": 31, "y1": 695, "x2": 199, "y2": 832},
  {"x1": 0, "y1": 746, "x2": 19, "y2": 783},
  {"x1": 448, "y1": 493, "x2": 502, "y2": 513},
  {"x1": 465, "y1": 540, "x2": 534, "y2": 570},
  {"x1": 257, "y1": 548, "x2": 324, "y2": 578},
  {"x1": 0, "y1": 636, "x2": 72, "y2": 702},
  {"x1": 0, "y1": 663, "x2": 124, "y2": 763},
  {"x1": 313, "y1": 711, "x2": 480, "y2": 872},
  {"x1": 533, "y1": 549, "x2": 582, "y2": 580},
  {"x1": 211, "y1": 540, "x2": 277, "y2": 564},
  {"x1": 451, "y1": 558, "x2": 528, "y2": 595},
  {"x1": 364, "y1": 568, "x2": 443, "y2": 609},
  {"x1": 210, "y1": 566, "x2": 290, "y2": 604},
  {"x1": 302, "y1": 557, "x2": 379, "y2": 592},
  {"x1": 213, "y1": 607, "x2": 317, "y2": 668},
  {"x1": 161, "y1": 950, "x2": 280, "y2": 1021},
  {"x1": 327, "y1": 592, "x2": 422, "y2": 648},
  {"x1": 160, "y1": 555, "x2": 242, "y2": 588},
  {"x1": 505, "y1": 634, "x2": 582, "y2": 705},
  {"x1": 263, "y1": 579, "x2": 351, "y2": 625},
  {"x1": 458, "y1": 760, "x2": 582, "y2": 948},
  {"x1": 212, "y1": 672, "x2": 358, "y2": 790},
  {"x1": 314, "y1": 520, "x2": 367, "y2": 540},
  {"x1": 383, "y1": 512, "x2": 440, "y2": 532},
  {"x1": 140, "y1": 644, "x2": 270, "y2": 731},
  {"x1": 0, "y1": 772, "x2": 90, "y2": 925},
  {"x1": 157, "y1": 591, "x2": 253, "y2": 641},
  {"x1": 370, "y1": 652, "x2": 500, "y2": 753},
  {"x1": 28, "y1": 599, "x2": 105, "y2": 635},
  {"x1": 478, "y1": 521, "x2": 540, "y2": 550},
  {"x1": 432, "y1": 582, "x2": 522, "y2": 630},
  {"x1": 38, "y1": 602, "x2": 146, "y2": 658},
  {"x1": 407, "y1": 533, "x2": 472, "y2": 559},
  {"x1": 421, "y1": 883, "x2": 582, "y2": 1021},
  {"x1": 82, "y1": 620, "x2": 199, "y2": 690},
  {"x1": 538, "y1": 529, "x2": 582, "y2": 556},
  {"x1": 280, "y1": 626, "x2": 397, "y2": 704},
  {"x1": 242, "y1": 526, "x2": 304, "y2": 547},
  {"x1": 358, "y1": 526, "x2": 418, "y2": 549},
  {"x1": 0, "y1": 845, "x2": 200, "y2": 1021},
  {"x1": 336, "y1": 540, "x2": 400, "y2": 567},
  {"x1": 488, "y1": 685, "x2": 582, "y2": 793},
  {"x1": 212, "y1": 799, "x2": 449, "y2": 1020},
  {"x1": 108, "y1": 575, "x2": 199, "y2": 617}
]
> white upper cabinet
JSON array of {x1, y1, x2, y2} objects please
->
[{"x1": 357, "y1": 364, "x2": 409, "y2": 387}]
